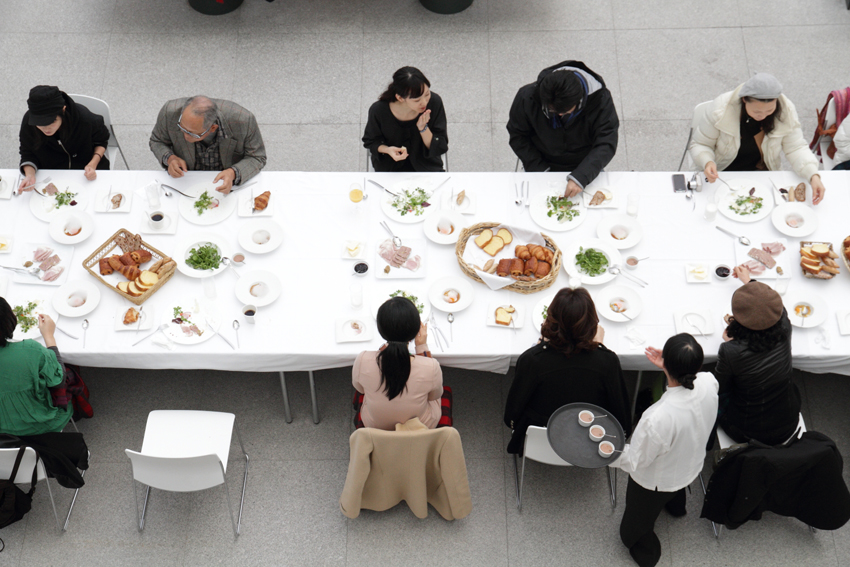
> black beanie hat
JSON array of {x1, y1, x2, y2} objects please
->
[{"x1": 27, "y1": 86, "x2": 65, "y2": 126}]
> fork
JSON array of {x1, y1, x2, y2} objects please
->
[
  {"x1": 0, "y1": 265, "x2": 43, "y2": 279},
  {"x1": 160, "y1": 183, "x2": 193, "y2": 198},
  {"x1": 514, "y1": 183, "x2": 523, "y2": 206}
]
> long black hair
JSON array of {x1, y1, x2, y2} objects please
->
[
  {"x1": 661, "y1": 333, "x2": 704, "y2": 390},
  {"x1": 725, "y1": 312, "x2": 788, "y2": 353},
  {"x1": 0, "y1": 297, "x2": 18, "y2": 348},
  {"x1": 378, "y1": 67, "x2": 430, "y2": 103},
  {"x1": 375, "y1": 296, "x2": 421, "y2": 400},
  {"x1": 741, "y1": 96, "x2": 782, "y2": 135}
]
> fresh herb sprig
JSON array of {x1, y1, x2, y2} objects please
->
[
  {"x1": 194, "y1": 191, "x2": 215, "y2": 215},
  {"x1": 575, "y1": 247, "x2": 609, "y2": 277},
  {"x1": 389, "y1": 290, "x2": 424, "y2": 314},
  {"x1": 542, "y1": 305, "x2": 549, "y2": 321},
  {"x1": 391, "y1": 188, "x2": 430, "y2": 217},
  {"x1": 13, "y1": 301, "x2": 39, "y2": 333},
  {"x1": 546, "y1": 195, "x2": 580, "y2": 223},
  {"x1": 54, "y1": 190, "x2": 77, "y2": 209},
  {"x1": 730, "y1": 195, "x2": 763, "y2": 216},
  {"x1": 185, "y1": 243, "x2": 222, "y2": 270}
]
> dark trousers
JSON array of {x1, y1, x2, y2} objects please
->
[
  {"x1": 833, "y1": 159, "x2": 850, "y2": 171},
  {"x1": 620, "y1": 476, "x2": 687, "y2": 567}
]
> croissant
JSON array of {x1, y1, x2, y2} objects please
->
[
  {"x1": 496, "y1": 258, "x2": 512, "y2": 277},
  {"x1": 118, "y1": 264, "x2": 142, "y2": 281},
  {"x1": 99, "y1": 258, "x2": 113, "y2": 275},
  {"x1": 510, "y1": 258, "x2": 524, "y2": 276},
  {"x1": 544, "y1": 249, "x2": 554, "y2": 264},
  {"x1": 528, "y1": 244, "x2": 547, "y2": 261},
  {"x1": 524, "y1": 257, "x2": 538, "y2": 276},
  {"x1": 254, "y1": 191, "x2": 271, "y2": 211},
  {"x1": 130, "y1": 249, "x2": 152, "y2": 264},
  {"x1": 107, "y1": 255, "x2": 123, "y2": 271},
  {"x1": 119, "y1": 252, "x2": 137, "y2": 266},
  {"x1": 535, "y1": 261, "x2": 551, "y2": 278},
  {"x1": 515, "y1": 245, "x2": 530, "y2": 260}
]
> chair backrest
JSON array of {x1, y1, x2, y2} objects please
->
[
  {"x1": 124, "y1": 450, "x2": 225, "y2": 492},
  {"x1": 68, "y1": 94, "x2": 118, "y2": 147},
  {"x1": 821, "y1": 98, "x2": 837, "y2": 170},
  {"x1": 523, "y1": 426, "x2": 572, "y2": 467},
  {"x1": 716, "y1": 413, "x2": 807, "y2": 450},
  {"x1": 679, "y1": 100, "x2": 715, "y2": 171},
  {"x1": 0, "y1": 447, "x2": 48, "y2": 483}
]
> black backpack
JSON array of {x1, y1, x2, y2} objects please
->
[{"x1": 0, "y1": 444, "x2": 38, "y2": 529}]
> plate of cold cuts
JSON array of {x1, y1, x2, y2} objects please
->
[
  {"x1": 162, "y1": 299, "x2": 221, "y2": 345},
  {"x1": 8, "y1": 243, "x2": 74, "y2": 286},
  {"x1": 733, "y1": 239, "x2": 790, "y2": 279},
  {"x1": 375, "y1": 238, "x2": 425, "y2": 279}
]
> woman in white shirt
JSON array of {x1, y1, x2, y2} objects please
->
[
  {"x1": 614, "y1": 334, "x2": 719, "y2": 567},
  {"x1": 833, "y1": 118, "x2": 850, "y2": 170}
]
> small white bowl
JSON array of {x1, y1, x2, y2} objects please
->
[
  {"x1": 577, "y1": 410, "x2": 594, "y2": 427},
  {"x1": 589, "y1": 425, "x2": 606, "y2": 442},
  {"x1": 624, "y1": 256, "x2": 639, "y2": 269},
  {"x1": 352, "y1": 260, "x2": 370, "y2": 277},
  {"x1": 599, "y1": 441, "x2": 615, "y2": 458},
  {"x1": 714, "y1": 264, "x2": 732, "y2": 281}
]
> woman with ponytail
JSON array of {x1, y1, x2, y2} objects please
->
[
  {"x1": 352, "y1": 297, "x2": 444, "y2": 430},
  {"x1": 614, "y1": 334, "x2": 718, "y2": 567}
]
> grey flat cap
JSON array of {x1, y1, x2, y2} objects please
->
[{"x1": 739, "y1": 73, "x2": 783, "y2": 100}]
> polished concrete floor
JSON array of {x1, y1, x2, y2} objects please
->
[{"x1": 2, "y1": 0, "x2": 850, "y2": 565}]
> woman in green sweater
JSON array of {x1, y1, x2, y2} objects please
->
[{"x1": 0, "y1": 297, "x2": 72, "y2": 435}]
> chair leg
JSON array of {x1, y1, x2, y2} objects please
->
[
  {"x1": 43, "y1": 474, "x2": 62, "y2": 531},
  {"x1": 518, "y1": 454, "x2": 527, "y2": 512},
  {"x1": 515, "y1": 157, "x2": 522, "y2": 173},
  {"x1": 698, "y1": 473, "x2": 720, "y2": 539},
  {"x1": 129, "y1": 460, "x2": 151, "y2": 531},
  {"x1": 233, "y1": 420, "x2": 250, "y2": 536},
  {"x1": 218, "y1": 461, "x2": 240, "y2": 537},
  {"x1": 278, "y1": 371, "x2": 293, "y2": 423},
  {"x1": 606, "y1": 466, "x2": 617, "y2": 508},
  {"x1": 308, "y1": 370, "x2": 320, "y2": 424},
  {"x1": 61, "y1": 450, "x2": 89, "y2": 531},
  {"x1": 512, "y1": 454, "x2": 521, "y2": 509},
  {"x1": 678, "y1": 129, "x2": 694, "y2": 171},
  {"x1": 111, "y1": 126, "x2": 130, "y2": 170},
  {"x1": 68, "y1": 417, "x2": 79, "y2": 432}
]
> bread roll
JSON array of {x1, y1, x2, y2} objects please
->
[
  {"x1": 524, "y1": 257, "x2": 538, "y2": 276},
  {"x1": 156, "y1": 260, "x2": 176, "y2": 276},
  {"x1": 496, "y1": 259, "x2": 512, "y2": 277},
  {"x1": 509, "y1": 258, "x2": 524, "y2": 276},
  {"x1": 99, "y1": 258, "x2": 113, "y2": 275},
  {"x1": 535, "y1": 261, "x2": 551, "y2": 278},
  {"x1": 515, "y1": 245, "x2": 530, "y2": 260},
  {"x1": 130, "y1": 249, "x2": 152, "y2": 264}
]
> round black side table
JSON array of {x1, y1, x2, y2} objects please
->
[{"x1": 188, "y1": 0, "x2": 244, "y2": 15}]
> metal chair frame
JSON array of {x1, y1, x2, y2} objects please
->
[
  {"x1": 366, "y1": 149, "x2": 447, "y2": 172},
  {"x1": 68, "y1": 93, "x2": 131, "y2": 170}
]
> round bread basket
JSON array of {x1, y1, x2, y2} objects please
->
[{"x1": 455, "y1": 222, "x2": 562, "y2": 295}]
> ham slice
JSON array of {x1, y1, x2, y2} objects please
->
[
  {"x1": 33, "y1": 246, "x2": 53, "y2": 262},
  {"x1": 761, "y1": 242, "x2": 785, "y2": 256},
  {"x1": 748, "y1": 248, "x2": 776, "y2": 269},
  {"x1": 742, "y1": 260, "x2": 766, "y2": 275},
  {"x1": 41, "y1": 266, "x2": 64, "y2": 281},
  {"x1": 39, "y1": 254, "x2": 62, "y2": 271},
  {"x1": 403, "y1": 255, "x2": 421, "y2": 272},
  {"x1": 390, "y1": 246, "x2": 411, "y2": 268},
  {"x1": 43, "y1": 183, "x2": 58, "y2": 196}
]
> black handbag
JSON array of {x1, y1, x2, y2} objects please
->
[{"x1": 0, "y1": 445, "x2": 38, "y2": 529}]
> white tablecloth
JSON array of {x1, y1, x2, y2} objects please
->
[{"x1": 2, "y1": 168, "x2": 849, "y2": 375}]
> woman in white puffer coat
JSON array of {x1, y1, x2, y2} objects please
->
[{"x1": 688, "y1": 73, "x2": 825, "y2": 205}]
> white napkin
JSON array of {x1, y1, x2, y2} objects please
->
[
  {"x1": 138, "y1": 181, "x2": 162, "y2": 209},
  {"x1": 151, "y1": 333, "x2": 174, "y2": 350},
  {"x1": 463, "y1": 224, "x2": 547, "y2": 291},
  {"x1": 813, "y1": 327, "x2": 831, "y2": 350},
  {"x1": 0, "y1": 177, "x2": 14, "y2": 199},
  {"x1": 624, "y1": 327, "x2": 647, "y2": 349}
]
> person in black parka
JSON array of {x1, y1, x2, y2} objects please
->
[
  {"x1": 507, "y1": 60, "x2": 619, "y2": 199},
  {"x1": 18, "y1": 85, "x2": 110, "y2": 193}
]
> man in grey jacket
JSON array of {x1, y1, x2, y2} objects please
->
[{"x1": 149, "y1": 96, "x2": 266, "y2": 194}]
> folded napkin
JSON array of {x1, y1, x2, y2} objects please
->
[
  {"x1": 151, "y1": 333, "x2": 174, "y2": 351},
  {"x1": 138, "y1": 181, "x2": 162, "y2": 209},
  {"x1": 813, "y1": 327, "x2": 831, "y2": 350},
  {"x1": 624, "y1": 327, "x2": 647, "y2": 349},
  {"x1": 463, "y1": 224, "x2": 547, "y2": 291}
]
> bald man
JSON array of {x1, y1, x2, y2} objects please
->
[{"x1": 149, "y1": 96, "x2": 267, "y2": 194}]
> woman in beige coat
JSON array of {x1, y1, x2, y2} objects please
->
[{"x1": 688, "y1": 73, "x2": 825, "y2": 204}]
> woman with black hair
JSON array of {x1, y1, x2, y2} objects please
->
[
  {"x1": 352, "y1": 297, "x2": 443, "y2": 430},
  {"x1": 18, "y1": 85, "x2": 110, "y2": 193},
  {"x1": 0, "y1": 298, "x2": 72, "y2": 435},
  {"x1": 615, "y1": 334, "x2": 719, "y2": 567},
  {"x1": 362, "y1": 66, "x2": 448, "y2": 172},
  {"x1": 714, "y1": 267, "x2": 800, "y2": 445}
]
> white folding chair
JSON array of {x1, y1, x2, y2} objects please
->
[
  {"x1": 819, "y1": 99, "x2": 837, "y2": 171},
  {"x1": 124, "y1": 410, "x2": 249, "y2": 537},
  {"x1": 365, "y1": 149, "x2": 448, "y2": 172},
  {"x1": 0, "y1": 445, "x2": 86, "y2": 531},
  {"x1": 678, "y1": 100, "x2": 713, "y2": 171},
  {"x1": 513, "y1": 425, "x2": 616, "y2": 512},
  {"x1": 68, "y1": 94, "x2": 130, "y2": 170}
]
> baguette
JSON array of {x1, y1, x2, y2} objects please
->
[
  {"x1": 156, "y1": 260, "x2": 176, "y2": 276},
  {"x1": 822, "y1": 264, "x2": 840, "y2": 275},
  {"x1": 149, "y1": 258, "x2": 164, "y2": 273},
  {"x1": 811, "y1": 243, "x2": 830, "y2": 258}
]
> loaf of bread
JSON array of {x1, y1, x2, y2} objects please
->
[
  {"x1": 99, "y1": 258, "x2": 113, "y2": 275},
  {"x1": 130, "y1": 249, "x2": 152, "y2": 264},
  {"x1": 496, "y1": 259, "x2": 512, "y2": 277}
]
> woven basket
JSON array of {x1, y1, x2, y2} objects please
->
[
  {"x1": 82, "y1": 228, "x2": 175, "y2": 305},
  {"x1": 455, "y1": 222, "x2": 562, "y2": 295}
]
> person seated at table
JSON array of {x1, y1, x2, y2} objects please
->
[
  {"x1": 503, "y1": 287, "x2": 630, "y2": 454},
  {"x1": 615, "y1": 334, "x2": 718, "y2": 567},
  {"x1": 0, "y1": 298, "x2": 72, "y2": 436},
  {"x1": 18, "y1": 85, "x2": 109, "y2": 193},
  {"x1": 352, "y1": 296, "x2": 449, "y2": 430},
  {"x1": 362, "y1": 66, "x2": 448, "y2": 172},
  {"x1": 833, "y1": 117, "x2": 850, "y2": 170},
  {"x1": 714, "y1": 267, "x2": 800, "y2": 445},
  {"x1": 506, "y1": 60, "x2": 619, "y2": 198},
  {"x1": 149, "y1": 95, "x2": 267, "y2": 195},
  {"x1": 688, "y1": 73, "x2": 825, "y2": 204}
]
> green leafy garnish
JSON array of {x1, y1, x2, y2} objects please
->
[
  {"x1": 546, "y1": 195, "x2": 580, "y2": 222},
  {"x1": 389, "y1": 290, "x2": 424, "y2": 314},
  {"x1": 391, "y1": 188, "x2": 430, "y2": 217},
  {"x1": 193, "y1": 191, "x2": 216, "y2": 215},
  {"x1": 575, "y1": 247, "x2": 609, "y2": 277},
  {"x1": 542, "y1": 305, "x2": 548, "y2": 321},
  {"x1": 54, "y1": 190, "x2": 77, "y2": 209},
  {"x1": 185, "y1": 243, "x2": 221, "y2": 270},
  {"x1": 730, "y1": 195, "x2": 763, "y2": 216},
  {"x1": 13, "y1": 301, "x2": 39, "y2": 333}
]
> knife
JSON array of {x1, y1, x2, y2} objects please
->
[
  {"x1": 216, "y1": 330, "x2": 237, "y2": 350},
  {"x1": 367, "y1": 179, "x2": 399, "y2": 197},
  {"x1": 769, "y1": 178, "x2": 787, "y2": 205},
  {"x1": 132, "y1": 323, "x2": 168, "y2": 346},
  {"x1": 134, "y1": 305, "x2": 145, "y2": 337},
  {"x1": 432, "y1": 177, "x2": 451, "y2": 194},
  {"x1": 230, "y1": 181, "x2": 257, "y2": 195},
  {"x1": 55, "y1": 325, "x2": 79, "y2": 340}
]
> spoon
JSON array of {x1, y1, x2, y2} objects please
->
[
  {"x1": 361, "y1": 178, "x2": 369, "y2": 201},
  {"x1": 607, "y1": 266, "x2": 648, "y2": 287},
  {"x1": 160, "y1": 183, "x2": 172, "y2": 198},
  {"x1": 380, "y1": 221, "x2": 402, "y2": 248},
  {"x1": 81, "y1": 319, "x2": 89, "y2": 348},
  {"x1": 232, "y1": 320, "x2": 240, "y2": 349},
  {"x1": 447, "y1": 313, "x2": 454, "y2": 341},
  {"x1": 715, "y1": 226, "x2": 751, "y2": 246}
]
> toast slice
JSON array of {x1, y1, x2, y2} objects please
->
[
  {"x1": 127, "y1": 282, "x2": 144, "y2": 297},
  {"x1": 483, "y1": 236, "x2": 505, "y2": 257},
  {"x1": 117, "y1": 281, "x2": 130, "y2": 294},
  {"x1": 811, "y1": 243, "x2": 830, "y2": 258},
  {"x1": 496, "y1": 228, "x2": 513, "y2": 246},
  {"x1": 474, "y1": 229, "x2": 493, "y2": 249},
  {"x1": 495, "y1": 307, "x2": 513, "y2": 326}
]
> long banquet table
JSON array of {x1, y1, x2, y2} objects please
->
[{"x1": 2, "y1": 168, "x2": 849, "y2": 382}]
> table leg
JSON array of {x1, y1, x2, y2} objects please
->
[
  {"x1": 308, "y1": 370, "x2": 320, "y2": 424},
  {"x1": 278, "y1": 371, "x2": 292, "y2": 423}
]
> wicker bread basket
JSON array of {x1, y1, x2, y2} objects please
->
[
  {"x1": 455, "y1": 222, "x2": 562, "y2": 295},
  {"x1": 82, "y1": 229, "x2": 175, "y2": 305},
  {"x1": 800, "y1": 240, "x2": 839, "y2": 280}
]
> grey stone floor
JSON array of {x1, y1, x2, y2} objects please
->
[{"x1": 3, "y1": 0, "x2": 850, "y2": 565}]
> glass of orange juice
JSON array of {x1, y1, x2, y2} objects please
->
[{"x1": 349, "y1": 184, "x2": 364, "y2": 203}]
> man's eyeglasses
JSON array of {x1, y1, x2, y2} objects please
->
[
  {"x1": 542, "y1": 106, "x2": 573, "y2": 120},
  {"x1": 177, "y1": 109, "x2": 215, "y2": 140}
]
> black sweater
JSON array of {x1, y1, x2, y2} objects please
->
[
  {"x1": 506, "y1": 60, "x2": 618, "y2": 187},
  {"x1": 362, "y1": 92, "x2": 448, "y2": 172},
  {"x1": 19, "y1": 91, "x2": 110, "y2": 173},
  {"x1": 504, "y1": 342, "x2": 631, "y2": 454}
]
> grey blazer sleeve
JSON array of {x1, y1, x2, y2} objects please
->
[{"x1": 230, "y1": 111, "x2": 267, "y2": 183}]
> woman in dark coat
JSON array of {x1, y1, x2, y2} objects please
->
[
  {"x1": 18, "y1": 85, "x2": 110, "y2": 193},
  {"x1": 363, "y1": 67, "x2": 448, "y2": 172},
  {"x1": 504, "y1": 287, "x2": 631, "y2": 454}
]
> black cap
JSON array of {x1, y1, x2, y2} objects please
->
[{"x1": 27, "y1": 86, "x2": 65, "y2": 126}]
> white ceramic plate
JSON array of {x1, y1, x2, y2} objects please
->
[
  {"x1": 335, "y1": 318, "x2": 373, "y2": 343},
  {"x1": 529, "y1": 190, "x2": 588, "y2": 232},
  {"x1": 486, "y1": 302, "x2": 525, "y2": 329},
  {"x1": 674, "y1": 309, "x2": 715, "y2": 336},
  {"x1": 9, "y1": 296, "x2": 59, "y2": 341},
  {"x1": 93, "y1": 186, "x2": 133, "y2": 213},
  {"x1": 52, "y1": 279, "x2": 101, "y2": 318},
  {"x1": 595, "y1": 285, "x2": 643, "y2": 323},
  {"x1": 375, "y1": 237, "x2": 426, "y2": 279},
  {"x1": 836, "y1": 310, "x2": 850, "y2": 336},
  {"x1": 178, "y1": 183, "x2": 238, "y2": 225},
  {"x1": 162, "y1": 299, "x2": 220, "y2": 345},
  {"x1": 595, "y1": 214, "x2": 643, "y2": 250},
  {"x1": 175, "y1": 233, "x2": 230, "y2": 279},
  {"x1": 715, "y1": 180, "x2": 773, "y2": 223},
  {"x1": 13, "y1": 242, "x2": 73, "y2": 286},
  {"x1": 138, "y1": 210, "x2": 179, "y2": 235},
  {"x1": 582, "y1": 187, "x2": 618, "y2": 209},
  {"x1": 371, "y1": 287, "x2": 431, "y2": 322},
  {"x1": 341, "y1": 239, "x2": 367, "y2": 260},
  {"x1": 28, "y1": 183, "x2": 88, "y2": 222},
  {"x1": 48, "y1": 210, "x2": 95, "y2": 245},
  {"x1": 380, "y1": 187, "x2": 439, "y2": 224},
  {"x1": 441, "y1": 189, "x2": 476, "y2": 215},
  {"x1": 423, "y1": 209, "x2": 466, "y2": 245},
  {"x1": 562, "y1": 239, "x2": 622, "y2": 285},
  {"x1": 531, "y1": 291, "x2": 558, "y2": 331},
  {"x1": 0, "y1": 235, "x2": 12, "y2": 253},
  {"x1": 783, "y1": 293, "x2": 828, "y2": 328},
  {"x1": 114, "y1": 305, "x2": 156, "y2": 332},
  {"x1": 428, "y1": 276, "x2": 474, "y2": 313},
  {"x1": 770, "y1": 202, "x2": 818, "y2": 237},
  {"x1": 733, "y1": 238, "x2": 790, "y2": 279},
  {"x1": 0, "y1": 274, "x2": 9, "y2": 298},
  {"x1": 235, "y1": 270, "x2": 282, "y2": 307},
  {"x1": 684, "y1": 263, "x2": 711, "y2": 284},
  {"x1": 0, "y1": 176, "x2": 14, "y2": 200},
  {"x1": 237, "y1": 219, "x2": 283, "y2": 254},
  {"x1": 237, "y1": 187, "x2": 274, "y2": 217}
]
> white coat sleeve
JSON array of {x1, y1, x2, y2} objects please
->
[
  {"x1": 611, "y1": 417, "x2": 669, "y2": 474},
  {"x1": 688, "y1": 101, "x2": 721, "y2": 171},
  {"x1": 834, "y1": 119, "x2": 850, "y2": 165},
  {"x1": 779, "y1": 103, "x2": 819, "y2": 181}
]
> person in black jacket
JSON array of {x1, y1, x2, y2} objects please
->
[
  {"x1": 507, "y1": 60, "x2": 619, "y2": 198},
  {"x1": 18, "y1": 85, "x2": 109, "y2": 193},
  {"x1": 714, "y1": 267, "x2": 801, "y2": 445},
  {"x1": 504, "y1": 287, "x2": 631, "y2": 455},
  {"x1": 363, "y1": 67, "x2": 448, "y2": 172}
]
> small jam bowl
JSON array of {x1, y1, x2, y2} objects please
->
[
  {"x1": 599, "y1": 441, "x2": 615, "y2": 458},
  {"x1": 714, "y1": 264, "x2": 731, "y2": 281},
  {"x1": 352, "y1": 260, "x2": 370, "y2": 277},
  {"x1": 577, "y1": 410, "x2": 594, "y2": 427},
  {"x1": 589, "y1": 425, "x2": 606, "y2": 442}
]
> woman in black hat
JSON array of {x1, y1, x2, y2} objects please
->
[{"x1": 18, "y1": 85, "x2": 110, "y2": 193}]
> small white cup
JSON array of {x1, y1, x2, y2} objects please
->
[
  {"x1": 627, "y1": 193, "x2": 639, "y2": 218},
  {"x1": 578, "y1": 410, "x2": 594, "y2": 427},
  {"x1": 704, "y1": 203, "x2": 718, "y2": 222},
  {"x1": 242, "y1": 304, "x2": 257, "y2": 324},
  {"x1": 625, "y1": 256, "x2": 639, "y2": 269},
  {"x1": 350, "y1": 283, "x2": 363, "y2": 308},
  {"x1": 599, "y1": 441, "x2": 615, "y2": 458},
  {"x1": 149, "y1": 211, "x2": 166, "y2": 230},
  {"x1": 589, "y1": 425, "x2": 606, "y2": 442}
]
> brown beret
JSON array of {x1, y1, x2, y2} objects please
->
[{"x1": 731, "y1": 281, "x2": 783, "y2": 331}]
